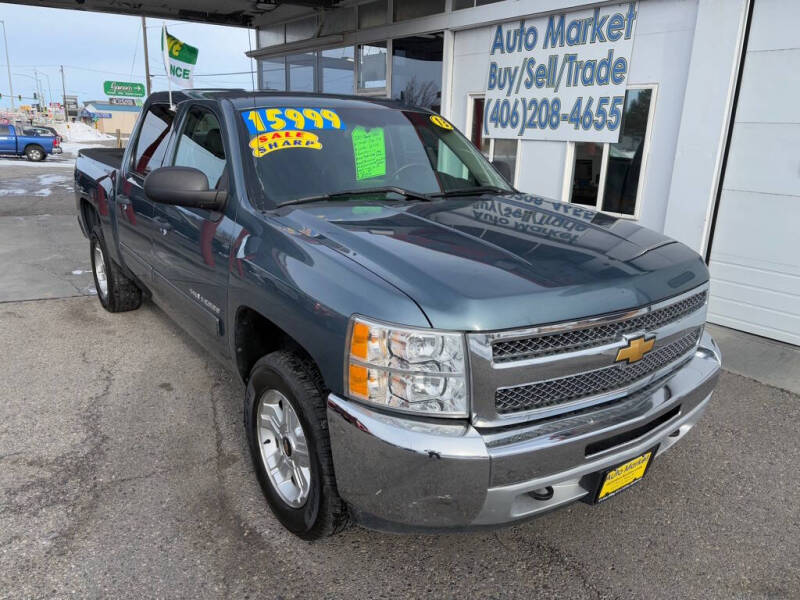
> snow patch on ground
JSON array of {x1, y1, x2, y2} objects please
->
[
  {"x1": 60, "y1": 142, "x2": 109, "y2": 157},
  {"x1": 0, "y1": 159, "x2": 74, "y2": 169},
  {"x1": 54, "y1": 122, "x2": 115, "y2": 143},
  {"x1": 0, "y1": 188, "x2": 27, "y2": 196},
  {"x1": 38, "y1": 174, "x2": 69, "y2": 185}
]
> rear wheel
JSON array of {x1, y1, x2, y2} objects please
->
[
  {"x1": 25, "y1": 145, "x2": 45, "y2": 161},
  {"x1": 90, "y1": 228, "x2": 142, "y2": 312},
  {"x1": 244, "y1": 351, "x2": 349, "y2": 539}
]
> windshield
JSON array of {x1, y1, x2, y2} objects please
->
[{"x1": 238, "y1": 105, "x2": 512, "y2": 207}]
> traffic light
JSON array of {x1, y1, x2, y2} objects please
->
[
  {"x1": 33, "y1": 92, "x2": 37, "y2": 100},
  {"x1": 18, "y1": 95, "x2": 21, "y2": 101}
]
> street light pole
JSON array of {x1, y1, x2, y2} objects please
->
[
  {"x1": 0, "y1": 20, "x2": 15, "y2": 110},
  {"x1": 60, "y1": 65, "x2": 68, "y2": 123},
  {"x1": 141, "y1": 16, "x2": 152, "y2": 95}
]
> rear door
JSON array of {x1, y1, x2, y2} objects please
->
[
  {"x1": 116, "y1": 103, "x2": 175, "y2": 280},
  {"x1": 150, "y1": 103, "x2": 237, "y2": 357},
  {"x1": 0, "y1": 125, "x2": 16, "y2": 153}
]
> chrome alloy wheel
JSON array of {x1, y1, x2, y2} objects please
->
[
  {"x1": 256, "y1": 389, "x2": 311, "y2": 508},
  {"x1": 93, "y1": 244, "x2": 108, "y2": 299}
]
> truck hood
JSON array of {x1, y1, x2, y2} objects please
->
[{"x1": 273, "y1": 194, "x2": 708, "y2": 330}]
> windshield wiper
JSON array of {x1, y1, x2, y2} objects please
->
[
  {"x1": 281, "y1": 186, "x2": 431, "y2": 207},
  {"x1": 430, "y1": 186, "x2": 515, "y2": 198}
]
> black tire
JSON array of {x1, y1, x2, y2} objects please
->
[
  {"x1": 245, "y1": 351, "x2": 349, "y2": 540},
  {"x1": 25, "y1": 144, "x2": 46, "y2": 161},
  {"x1": 90, "y1": 228, "x2": 142, "y2": 313}
]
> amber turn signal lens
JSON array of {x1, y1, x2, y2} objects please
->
[
  {"x1": 350, "y1": 321, "x2": 370, "y2": 360},
  {"x1": 348, "y1": 363, "x2": 368, "y2": 398}
]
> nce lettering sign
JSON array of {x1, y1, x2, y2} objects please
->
[{"x1": 484, "y1": 2, "x2": 638, "y2": 143}]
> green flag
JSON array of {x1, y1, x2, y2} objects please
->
[{"x1": 162, "y1": 27, "x2": 198, "y2": 89}]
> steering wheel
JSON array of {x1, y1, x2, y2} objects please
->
[{"x1": 390, "y1": 162, "x2": 430, "y2": 183}]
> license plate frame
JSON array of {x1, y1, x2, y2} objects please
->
[{"x1": 593, "y1": 446, "x2": 659, "y2": 503}]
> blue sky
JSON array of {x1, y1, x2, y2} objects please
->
[{"x1": 0, "y1": 4, "x2": 256, "y2": 109}]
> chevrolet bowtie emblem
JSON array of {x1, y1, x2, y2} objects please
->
[{"x1": 615, "y1": 335, "x2": 656, "y2": 364}]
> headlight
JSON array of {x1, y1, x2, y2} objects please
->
[{"x1": 345, "y1": 316, "x2": 468, "y2": 417}]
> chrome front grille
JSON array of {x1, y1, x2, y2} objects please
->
[
  {"x1": 467, "y1": 284, "x2": 710, "y2": 427},
  {"x1": 494, "y1": 328, "x2": 701, "y2": 415},
  {"x1": 492, "y1": 291, "x2": 707, "y2": 363}
]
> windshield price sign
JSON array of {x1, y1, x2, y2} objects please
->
[
  {"x1": 484, "y1": 2, "x2": 638, "y2": 143},
  {"x1": 103, "y1": 81, "x2": 146, "y2": 98}
]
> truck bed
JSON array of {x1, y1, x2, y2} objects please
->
[{"x1": 78, "y1": 147, "x2": 125, "y2": 169}]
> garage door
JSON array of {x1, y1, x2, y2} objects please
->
[{"x1": 707, "y1": 0, "x2": 800, "y2": 346}]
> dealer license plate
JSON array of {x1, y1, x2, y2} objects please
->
[{"x1": 595, "y1": 448, "x2": 656, "y2": 503}]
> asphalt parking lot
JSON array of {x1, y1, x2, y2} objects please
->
[{"x1": 1, "y1": 157, "x2": 799, "y2": 599}]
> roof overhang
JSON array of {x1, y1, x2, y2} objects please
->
[{"x1": 1, "y1": 0, "x2": 340, "y2": 28}]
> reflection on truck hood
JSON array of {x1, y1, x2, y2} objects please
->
[{"x1": 275, "y1": 193, "x2": 708, "y2": 330}]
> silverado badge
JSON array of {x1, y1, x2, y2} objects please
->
[{"x1": 615, "y1": 335, "x2": 656, "y2": 364}]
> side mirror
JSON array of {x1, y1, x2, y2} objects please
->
[
  {"x1": 492, "y1": 159, "x2": 513, "y2": 184},
  {"x1": 144, "y1": 166, "x2": 226, "y2": 211}
]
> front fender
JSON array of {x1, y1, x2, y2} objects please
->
[{"x1": 227, "y1": 208, "x2": 430, "y2": 394}]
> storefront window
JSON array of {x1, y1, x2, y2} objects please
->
[
  {"x1": 469, "y1": 97, "x2": 490, "y2": 160},
  {"x1": 357, "y1": 42, "x2": 387, "y2": 90},
  {"x1": 260, "y1": 57, "x2": 286, "y2": 92},
  {"x1": 469, "y1": 95, "x2": 517, "y2": 184},
  {"x1": 602, "y1": 88, "x2": 652, "y2": 215},
  {"x1": 567, "y1": 87, "x2": 655, "y2": 217},
  {"x1": 287, "y1": 53, "x2": 315, "y2": 92},
  {"x1": 322, "y1": 47, "x2": 354, "y2": 94},
  {"x1": 394, "y1": 0, "x2": 445, "y2": 21},
  {"x1": 391, "y1": 34, "x2": 443, "y2": 111},
  {"x1": 492, "y1": 139, "x2": 518, "y2": 184},
  {"x1": 571, "y1": 143, "x2": 602, "y2": 207}
]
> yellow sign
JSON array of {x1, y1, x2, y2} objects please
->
[
  {"x1": 430, "y1": 114, "x2": 453, "y2": 130},
  {"x1": 249, "y1": 130, "x2": 322, "y2": 157},
  {"x1": 615, "y1": 335, "x2": 655, "y2": 364},
  {"x1": 598, "y1": 451, "x2": 653, "y2": 501}
]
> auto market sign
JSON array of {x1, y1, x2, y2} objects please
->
[
  {"x1": 484, "y1": 2, "x2": 638, "y2": 143},
  {"x1": 103, "y1": 81, "x2": 145, "y2": 98}
]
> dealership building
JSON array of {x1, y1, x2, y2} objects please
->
[
  {"x1": 14, "y1": 0, "x2": 795, "y2": 345},
  {"x1": 240, "y1": 0, "x2": 797, "y2": 346}
]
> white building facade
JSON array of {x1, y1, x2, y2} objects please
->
[{"x1": 248, "y1": 0, "x2": 799, "y2": 346}]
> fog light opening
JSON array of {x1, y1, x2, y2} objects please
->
[
  {"x1": 669, "y1": 429, "x2": 681, "y2": 438},
  {"x1": 529, "y1": 486, "x2": 554, "y2": 501}
]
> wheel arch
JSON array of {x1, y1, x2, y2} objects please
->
[{"x1": 233, "y1": 305, "x2": 325, "y2": 388}]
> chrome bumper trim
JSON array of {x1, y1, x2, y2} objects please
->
[{"x1": 326, "y1": 332, "x2": 721, "y2": 531}]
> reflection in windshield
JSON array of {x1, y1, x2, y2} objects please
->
[{"x1": 239, "y1": 106, "x2": 511, "y2": 208}]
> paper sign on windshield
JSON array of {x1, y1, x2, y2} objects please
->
[{"x1": 351, "y1": 127, "x2": 386, "y2": 180}]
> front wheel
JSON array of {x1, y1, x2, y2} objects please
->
[{"x1": 244, "y1": 351, "x2": 349, "y2": 539}]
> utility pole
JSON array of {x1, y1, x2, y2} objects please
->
[
  {"x1": 0, "y1": 20, "x2": 15, "y2": 110},
  {"x1": 141, "y1": 16, "x2": 152, "y2": 95},
  {"x1": 60, "y1": 65, "x2": 68, "y2": 123},
  {"x1": 33, "y1": 67, "x2": 43, "y2": 109}
]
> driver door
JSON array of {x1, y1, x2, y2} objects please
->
[{"x1": 149, "y1": 103, "x2": 237, "y2": 359}]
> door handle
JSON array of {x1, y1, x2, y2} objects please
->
[{"x1": 153, "y1": 216, "x2": 172, "y2": 236}]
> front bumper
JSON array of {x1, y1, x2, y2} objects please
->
[{"x1": 327, "y1": 331, "x2": 721, "y2": 532}]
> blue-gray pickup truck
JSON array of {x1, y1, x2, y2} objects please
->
[
  {"x1": 0, "y1": 123, "x2": 59, "y2": 160},
  {"x1": 74, "y1": 90, "x2": 721, "y2": 539}
]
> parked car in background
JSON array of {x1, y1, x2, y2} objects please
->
[
  {"x1": 74, "y1": 90, "x2": 721, "y2": 539},
  {"x1": 0, "y1": 123, "x2": 58, "y2": 161},
  {"x1": 22, "y1": 126, "x2": 63, "y2": 153}
]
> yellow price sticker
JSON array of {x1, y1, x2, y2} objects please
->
[
  {"x1": 249, "y1": 130, "x2": 322, "y2": 157},
  {"x1": 430, "y1": 114, "x2": 453, "y2": 130}
]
